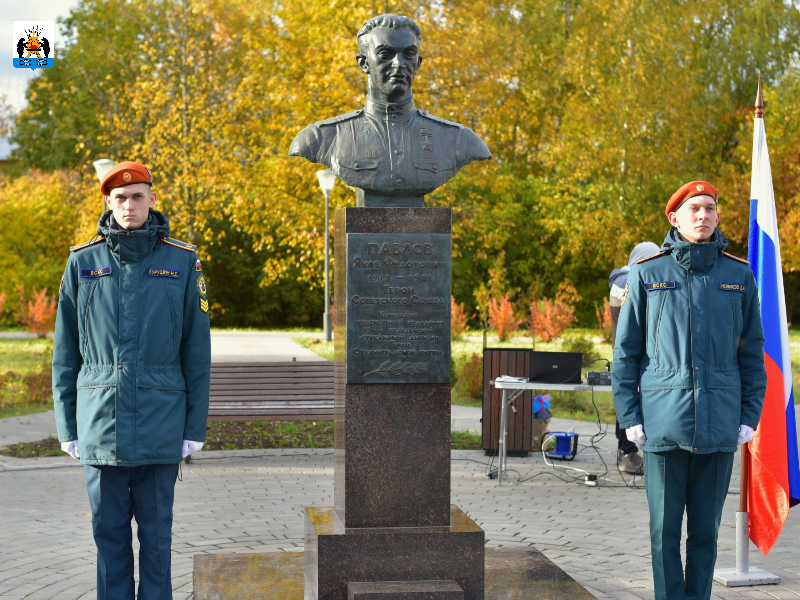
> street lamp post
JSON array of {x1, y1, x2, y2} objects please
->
[
  {"x1": 317, "y1": 169, "x2": 336, "y2": 342},
  {"x1": 92, "y1": 158, "x2": 116, "y2": 214}
]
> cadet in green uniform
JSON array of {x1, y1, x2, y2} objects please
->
[
  {"x1": 53, "y1": 161, "x2": 211, "y2": 600},
  {"x1": 612, "y1": 181, "x2": 767, "y2": 600}
]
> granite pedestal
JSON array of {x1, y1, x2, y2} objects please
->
[
  {"x1": 193, "y1": 547, "x2": 597, "y2": 600},
  {"x1": 298, "y1": 205, "x2": 485, "y2": 599}
]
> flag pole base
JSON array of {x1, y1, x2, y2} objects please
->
[
  {"x1": 713, "y1": 568, "x2": 781, "y2": 587},
  {"x1": 713, "y1": 512, "x2": 781, "y2": 587}
]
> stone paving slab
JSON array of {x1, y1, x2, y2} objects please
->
[{"x1": 2, "y1": 418, "x2": 799, "y2": 600}]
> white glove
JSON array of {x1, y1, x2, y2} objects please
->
[
  {"x1": 738, "y1": 425, "x2": 754, "y2": 445},
  {"x1": 626, "y1": 424, "x2": 647, "y2": 446},
  {"x1": 182, "y1": 440, "x2": 204, "y2": 458},
  {"x1": 60, "y1": 440, "x2": 80, "y2": 459}
]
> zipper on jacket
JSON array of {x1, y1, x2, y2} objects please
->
[
  {"x1": 653, "y1": 292, "x2": 668, "y2": 364},
  {"x1": 82, "y1": 281, "x2": 98, "y2": 357},
  {"x1": 162, "y1": 280, "x2": 178, "y2": 355},
  {"x1": 687, "y1": 268, "x2": 697, "y2": 451}
]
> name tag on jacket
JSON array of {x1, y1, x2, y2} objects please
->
[
  {"x1": 148, "y1": 268, "x2": 180, "y2": 279},
  {"x1": 720, "y1": 282, "x2": 746, "y2": 292},
  {"x1": 80, "y1": 266, "x2": 112, "y2": 278},
  {"x1": 644, "y1": 281, "x2": 675, "y2": 291}
]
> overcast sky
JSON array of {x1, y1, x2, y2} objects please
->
[{"x1": 2, "y1": 0, "x2": 81, "y2": 115}]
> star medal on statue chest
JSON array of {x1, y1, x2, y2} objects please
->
[{"x1": 419, "y1": 128, "x2": 433, "y2": 152}]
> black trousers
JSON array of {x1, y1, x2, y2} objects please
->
[{"x1": 616, "y1": 420, "x2": 639, "y2": 454}]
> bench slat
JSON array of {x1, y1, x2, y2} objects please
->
[{"x1": 208, "y1": 361, "x2": 334, "y2": 421}]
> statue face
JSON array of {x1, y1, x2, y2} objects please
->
[{"x1": 357, "y1": 27, "x2": 422, "y2": 101}]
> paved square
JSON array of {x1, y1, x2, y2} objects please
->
[{"x1": 1, "y1": 415, "x2": 798, "y2": 600}]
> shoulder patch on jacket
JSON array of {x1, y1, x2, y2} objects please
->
[
  {"x1": 722, "y1": 251, "x2": 750, "y2": 265},
  {"x1": 318, "y1": 110, "x2": 362, "y2": 127},
  {"x1": 418, "y1": 110, "x2": 461, "y2": 128},
  {"x1": 70, "y1": 237, "x2": 105, "y2": 253},
  {"x1": 163, "y1": 237, "x2": 197, "y2": 252},
  {"x1": 636, "y1": 250, "x2": 669, "y2": 264}
]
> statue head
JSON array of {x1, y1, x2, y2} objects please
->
[{"x1": 356, "y1": 14, "x2": 423, "y2": 104}]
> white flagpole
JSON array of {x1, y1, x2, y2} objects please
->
[{"x1": 713, "y1": 72, "x2": 781, "y2": 587}]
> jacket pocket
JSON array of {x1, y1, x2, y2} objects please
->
[
  {"x1": 162, "y1": 280, "x2": 181, "y2": 354},
  {"x1": 336, "y1": 157, "x2": 380, "y2": 189},
  {"x1": 76, "y1": 377, "x2": 117, "y2": 463},
  {"x1": 80, "y1": 280, "x2": 98, "y2": 356},
  {"x1": 710, "y1": 291, "x2": 739, "y2": 367},
  {"x1": 137, "y1": 369, "x2": 185, "y2": 391},
  {"x1": 645, "y1": 291, "x2": 667, "y2": 359},
  {"x1": 136, "y1": 370, "x2": 186, "y2": 459},
  {"x1": 338, "y1": 157, "x2": 379, "y2": 171},
  {"x1": 414, "y1": 159, "x2": 453, "y2": 188}
]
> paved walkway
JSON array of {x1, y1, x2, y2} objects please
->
[
  {"x1": 1, "y1": 410, "x2": 799, "y2": 600},
  {"x1": 208, "y1": 330, "x2": 324, "y2": 363}
]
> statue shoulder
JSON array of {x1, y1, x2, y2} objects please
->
[
  {"x1": 417, "y1": 110, "x2": 491, "y2": 164},
  {"x1": 289, "y1": 110, "x2": 363, "y2": 163},
  {"x1": 316, "y1": 109, "x2": 362, "y2": 127},
  {"x1": 418, "y1": 110, "x2": 461, "y2": 129}
]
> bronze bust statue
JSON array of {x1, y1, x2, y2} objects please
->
[{"x1": 289, "y1": 14, "x2": 491, "y2": 207}]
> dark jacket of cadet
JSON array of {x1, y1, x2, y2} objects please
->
[
  {"x1": 611, "y1": 228, "x2": 767, "y2": 453},
  {"x1": 52, "y1": 209, "x2": 211, "y2": 466}
]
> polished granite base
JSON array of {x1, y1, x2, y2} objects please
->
[
  {"x1": 193, "y1": 547, "x2": 597, "y2": 600},
  {"x1": 306, "y1": 506, "x2": 484, "y2": 600},
  {"x1": 334, "y1": 384, "x2": 452, "y2": 528}
]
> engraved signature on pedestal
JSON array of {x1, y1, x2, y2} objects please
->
[{"x1": 364, "y1": 361, "x2": 429, "y2": 378}]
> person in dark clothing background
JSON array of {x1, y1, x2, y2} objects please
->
[{"x1": 609, "y1": 241, "x2": 660, "y2": 474}]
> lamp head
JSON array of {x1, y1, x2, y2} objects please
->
[
  {"x1": 93, "y1": 158, "x2": 116, "y2": 183},
  {"x1": 316, "y1": 169, "x2": 337, "y2": 194}
]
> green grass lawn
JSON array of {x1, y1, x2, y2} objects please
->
[
  {"x1": 1, "y1": 421, "x2": 483, "y2": 457},
  {"x1": 0, "y1": 338, "x2": 53, "y2": 419}
]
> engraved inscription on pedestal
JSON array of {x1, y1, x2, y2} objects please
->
[{"x1": 346, "y1": 233, "x2": 450, "y2": 384}]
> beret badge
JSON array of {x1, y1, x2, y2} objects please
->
[
  {"x1": 696, "y1": 184, "x2": 704, "y2": 192},
  {"x1": 123, "y1": 172, "x2": 131, "y2": 182}
]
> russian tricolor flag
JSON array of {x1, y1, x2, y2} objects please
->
[{"x1": 746, "y1": 101, "x2": 800, "y2": 555}]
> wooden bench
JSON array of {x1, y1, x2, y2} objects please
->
[{"x1": 208, "y1": 361, "x2": 334, "y2": 421}]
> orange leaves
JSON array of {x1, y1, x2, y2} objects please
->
[
  {"x1": 451, "y1": 296, "x2": 470, "y2": 340},
  {"x1": 487, "y1": 294, "x2": 523, "y2": 342},
  {"x1": 17, "y1": 286, "x2": 57, "y2": 338},
  {"x1": 529, "y1": 281, "x2": 580, "y2": 343},
  {"x1": 595, "y1": 297, "x2": 612, "y2": 343}
]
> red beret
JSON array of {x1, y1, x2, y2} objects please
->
[
  {"x1": 665, "y1": 181, "x2": 717, "y2": 217},
  {"x1": 100, "y1": 161, "x2": 152, "y2": 196}
]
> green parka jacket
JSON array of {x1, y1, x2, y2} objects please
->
[
  {"x1": 612, "y1": 228, "x2": 767, "y2": 454},
  {"x1": 53, "y1": 209, "x2": 211, "y2": 466}
]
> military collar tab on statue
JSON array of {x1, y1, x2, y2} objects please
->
[{"x1": 365, "y1": 95, "x2": 416, "y2": 120}]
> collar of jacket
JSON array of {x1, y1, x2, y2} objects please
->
[
  {"x1": 660, "y1": 227, "x2": 728, "y2": 273},
  {"x1": 97, "y1": 208, "x2": 170, "y2": 257},
  {"x1": 364, "y1": 94, "x2": 416, "y2": 120}
]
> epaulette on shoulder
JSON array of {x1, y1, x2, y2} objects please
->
[
  {"x1": 636, "y1": 250, "x2": 670, "y2": 264},
  {"x1": 70, "y1": 237, "x2": 105, "y2": 253},
  {"x1": 162, "y1": 237, "x2": 197, "y2": 252},
  {"x1": 722, "y1": 251, "x2": 750, "y2": 265},
  {"x1": 318, "y1": 110, "x2": 362, "y2": 127},
  {"x1": 418, "y1": 110, "x2": 461, "y2": 128}
]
